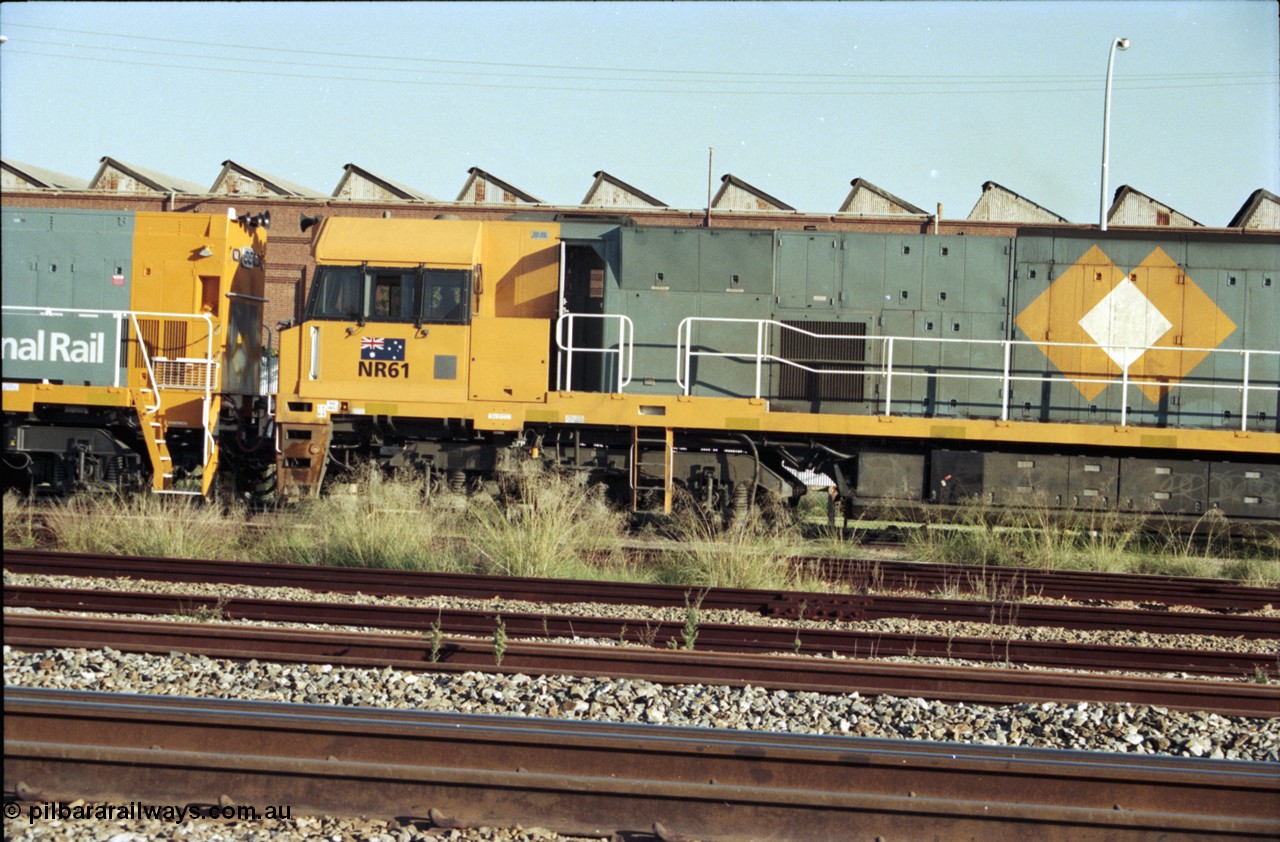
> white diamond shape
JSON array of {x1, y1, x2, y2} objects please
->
[{"x1": 1077, "y1": 280, "x2": 1173, "y2": 369}]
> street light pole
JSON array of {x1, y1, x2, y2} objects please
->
[{"x1": 1099, "y1": 37, "x2": 1131, "y2": 231}]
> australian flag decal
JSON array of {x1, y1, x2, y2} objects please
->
[{"x1": 360, "y1": 337, "x2": 405, "y2": 361}]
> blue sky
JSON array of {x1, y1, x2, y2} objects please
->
[{"x1": 1, "y1": 1, "x2": 1276, "y2": 225}]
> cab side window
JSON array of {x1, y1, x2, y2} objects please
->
[
  {"x1": 370, "y1": 270, "x2": 419, "y2": 322},
  {"x1": 423, "y1": 269, "x2": 469, "y2": 323},
  {"x1": 308, "y1": 266, "x2": 363, "y2": 319},
  {"x1": 305, "y1": 265, "x2": 471, "y2": 324}
]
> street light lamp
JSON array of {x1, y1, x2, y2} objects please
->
[{"x1": 1099, "y1": 37, "x2": 1130, "y2": 231}]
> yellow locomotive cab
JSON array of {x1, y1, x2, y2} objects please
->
[{"x1": 275, "y1": 217, "x2": 561, "y2": 496}]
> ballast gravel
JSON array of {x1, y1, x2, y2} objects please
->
[
  {"x1": 6, "y1": 571, "x2": 1277, "y2": 656},
  {"x1": 5, "y1": 644, "x2": 1279, "y2": 840},
  {"x1": 6, "y1": 645, "x2": 1278, "y2": 761},
  {"x1": 5, "y1": 566, "x2": 1279, "y2": 842}
]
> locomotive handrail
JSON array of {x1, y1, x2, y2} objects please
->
[
  {"x1": 674, "y1": 316, "x2": 1279, "y2": 432},
  {"x1": 676, "y1": 317, "x2": 866, "y2": 395},
  {"x1": 123, "y1": 313, "x2": 217, "y2": 414},
  {"x1": 3, "y1": 305, "x2": 218, "y2": 469},
  {"x1": 555, "y1": 313, "x2": 634, "y2": 393},
  {"x1": 879, "y1": 335, "x2": 1278, "y2": 432}
]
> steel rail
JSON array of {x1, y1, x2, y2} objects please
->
[
  {"x1": 5, "y1": 586, "x2": 1275, "y2": 679},
  {"x1": 785, "y1": 553, "x2": 1280, "y2": 612},
  {"x1": 6, "y1": 549, "x2": 1278, "y2": 637},
  {"x1": 6, "y1": 688, "x2": 1279, "y2": 841},
  {"x1": 7, "y1": 614, "x2": 1277, "y2": 717},
  {"x1": 10, "y1": 545, "x2": 1279, "y2": 612}
]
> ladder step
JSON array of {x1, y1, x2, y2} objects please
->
[{"x1": 631, "y1": 427, "x2": 674, "y2": 516}]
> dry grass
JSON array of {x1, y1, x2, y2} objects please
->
[
  {"x1": 655, "y1": 491, "x2": 807, "y2": 591},
  {"x1": 466, "y1": 464, "x2": 635, "y2": 581},
  {"x1": 5, "y1": 473, "x2": 1274, "y2": 587},
  {"x1": 3, "y1": 492, "x2": 40, "y2": 548},
  {"x1": 41, "y1": 492, "x2": 243, "y2": 560},
  {"x1": 246, "y1": 463, "x2": 463, "y2": 571},
  {"x1": 908, "y1": 498, "x2": 1148, "y2": 572}
]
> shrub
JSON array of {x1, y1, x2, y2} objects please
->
[
  {"x1": 43, "y1": 493, "x2": 242, "y2": 560},
  {"x1": 657, "y1": 492, "x2": 801, "y2": 590},
  {"x1": 2, "y1": 492, "x2": 39, "y2": 548},
  {"x1": 246, "y1": 463, "x2": 461, "y2": 571},
  {"x1": 466, "y1": 465, "x2": 632, "y2": 580}
]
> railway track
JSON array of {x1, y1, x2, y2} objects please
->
[
  {"x1": 5, "y1": 585, "x2": 1275, "y2": 678},
  {"x1": 789, "y1": 554, "x2": 1280, "y2": 612},
  {"x1": 8, "y1": 546, "x2": 1280, "y2": 613},
  {"x1": 6, "y1": 550, "x2": 1278, "y2": 639},
  {"x1": 7, "y1": 613, "x2": 1276, "y2": 717},
  {"x1": 7, "y1": 687, "x2": 1278, "y2": 841}
]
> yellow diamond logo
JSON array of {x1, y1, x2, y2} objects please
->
[{"x1": 1014, "y1": 246, "x2": 1236, "y2": 402}]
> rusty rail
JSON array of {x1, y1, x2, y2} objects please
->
[
  {"x1": 5, "y1": 550, "x2": 1277, "y2": 638},
  {"x1": 6, "y1": 614, "x2": 1277, "y2": 717},
  {"x1": 6, "y1": 688, "x2": 1278, "y2": 841},
  {"x1": 5, "y1": 586, "x2": 1275, "y2": 678}
]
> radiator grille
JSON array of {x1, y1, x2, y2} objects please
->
[
  {"x1": 777, "y1": 320, "x2": 867, "y2": 403},
  {"x1": 154, "y1": 359, "x2": 217, "y2": 389},
  {"x1": 132, "y1": 319, "x2": 189, "y2": 366}
]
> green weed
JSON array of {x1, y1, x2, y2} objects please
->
[
  {"x1": 679, "y1": 590, "x2": 705, "y2": 651},
  {"x1": 493, "y1": 615, "x2": 508, "y2": 667},
  {"x1": 427, "y1": 612, "x2": 445, "y2": 662}
]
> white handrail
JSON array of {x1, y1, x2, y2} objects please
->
[
  {"x1": 555, "y1": 312, "x2": 634, "y2": 393},
  {"x1": 883, "y1": 336, "x2": 894, "y2": 416},
  {"x1": 674, "y1": 316, "x2": 1279, "y2": 431},
  {"x1": 3, "y1": 304, "x2": 219, "y2": 469},
  {"x1": 1241, "y1": 350, "x2": 1252, "y2": 433}
]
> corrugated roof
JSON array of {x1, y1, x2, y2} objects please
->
[
  {"x1": 1106, "y1": 185, "x2": 1203, "y2": 227},
  {"x1": 711, "y1": 173, "x2": 795, "y2": 211},
  {"x1": 1227, "y1": 188, "x2": 1280, "y2": 228},
  {"x1": 968, "y1": 181, "x2": 1068, "y2": 223},
  {"x1": 582, "y1": 170, "x2": 667, "y2": 208},
  {"x1": 0, "y1": 158, "x2": 90, "y2": 190},
  {"x1": 90, "y1": 156, "x2": 205, "y2": 194},
  {"x1": 838, "y1": 178, "x2": 928, "y2": 215},
  {"x1": 213, "y1": 160, "x2": 323, "y2": 198},
  {"x1": 456, "y1": 167, "x2": 544, "y2": 204},
  {"x1": 333, "y1": 164, "x2": 436, "y2": 201}
]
